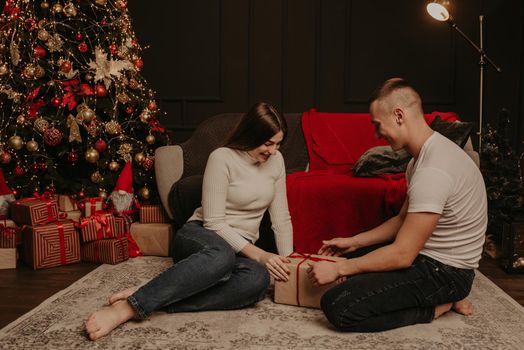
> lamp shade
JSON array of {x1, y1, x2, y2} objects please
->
[{"x1": 426, "y1": 0, "x2": 451, "y2": 21}]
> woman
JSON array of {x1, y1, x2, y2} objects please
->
[{"x1": 86, "y1": 102, "x2": 294, "y2": 340}]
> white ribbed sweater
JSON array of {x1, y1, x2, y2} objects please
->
[{"x1": 188, "y1": 147, "x2": 294, "y2": 256}]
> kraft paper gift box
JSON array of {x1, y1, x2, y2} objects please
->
[
  {"x1": 11, "y1": 197, "x2": 58, "y2": 226},
  {"x1": 21, "y1": 220, "x2": 81, "y2": 270},
  {"x1": 81, "y1": 197, "x2": 104, "y2": 217},
  {"x1": 58, "y1": 210, "x2": 82, "y2": 222},
  {"x1": 130, "y1": 223, "x2": 172, "y2": 257},
  {"x1": 56, "y1": 194, "x2": 79, "y2": 211},
  {"x1": 81, "y1": 236, "x2": 129, "y2": 264},
  {"x1": 77, "y1": 212, "x2": 119, "y2": 243},
  {"x1": 0, "y1": 248, "x2": 16, "y2": 269},
  {"x1": 274, "y1": 253, "x2": 347, "y2": 309},
  {"x1": 139, "y1": 204, "x2": 170, "y2": 224}
]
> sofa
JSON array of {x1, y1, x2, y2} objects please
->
[{"x1": 155, "y1": 109, "x2": 478, "y2": 254}]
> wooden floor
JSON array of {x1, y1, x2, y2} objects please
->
[{"x1": 1, "y1": 256, "x2": 523, "y2": 330}]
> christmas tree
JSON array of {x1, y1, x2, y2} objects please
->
[
  {"x1": 481, "y1": 108, "x2": 524, "y2": 245},
  {"x1": 0, "y1": 0, "x2": 169, "y2": 202}
]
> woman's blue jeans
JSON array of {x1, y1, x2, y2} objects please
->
[
  {"x1": 320, "y1": 247, "x2": 475, "y2": 332},
  {"x1": 127, "y1": 221, "x2": 270, "y2": 319}
]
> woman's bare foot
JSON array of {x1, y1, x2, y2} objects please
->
[
  {"x1": 452, "y1": 298, "x2": 473, "y2": 315},
  {"x1": 85, "y1": 300, "x2": 136, "y2": 341},
  {"x1": 434, "y1": 302, "x2": 452, "y2": 319},
  {"x1": 108, "y1": 288, "x2": 136, "y2": 305}
]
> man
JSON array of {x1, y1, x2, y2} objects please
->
[{"x1": 307, "y1": 78, "x2": 487, "y2": 332}]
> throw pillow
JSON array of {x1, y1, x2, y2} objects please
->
[
  {"x1": 352, "y1": 146, "x2": 411, "y2": 177},
  {"x1": 429, "y1": 116, "x2": 474, "y2": 148}
]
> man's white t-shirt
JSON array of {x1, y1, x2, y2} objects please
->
[{"x1": 406, "y1": 132, "x2": 487, "y2": 269}]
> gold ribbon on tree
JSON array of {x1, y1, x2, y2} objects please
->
[{"x1": 67, "y1": 114, "x2": 82, "y2": 143}]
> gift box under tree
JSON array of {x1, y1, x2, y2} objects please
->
[
  {"x1": 80, "y1": 197, "x2": 104, "y2": 217},
  {"x1": 130, "y1": 223, "x2": 172, "y2": 256},
  {"x1": 81, "y1": 236, "x2": 129, "y2": 264},
  {"x1": 0, "y1": 222, "x2": 18, "y2": 269},
  {"x1": 139, "y1": 204, "x2": 170, "y2": 223},
  {"x1": 56, "y1": 194, "x2": 79, "y2": 212},
  {"x1": 77, "y1": 212, "x2": 120, "y2": 243},
  {"x1": 11, "y1": 196, "x2": 58, "y2": 226}
]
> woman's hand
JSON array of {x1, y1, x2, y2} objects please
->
[
  {"x1": 306, "y1": 261, "x2": 341, "y2": 286},
  {"x1": 258, "y1": 253, "x2": 290, "y2": 282},
  {"x1": 318, "y1": 237, "x2": 361, "y2": 256}
]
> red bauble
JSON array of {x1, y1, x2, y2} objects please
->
[
  {"x1": 131, "y1": 39, "x2": 138, "y2": 48},
  {"x1": 68, "y1": 150, "x2": 79, "y2": 163},
  {"x1": 32, "y1": 162, "x2": 40, "y2": 173},
  {"x1": 60, "y1": 61, "x2": 72, "y2": 73},
  {"x1": 115, "y1": 0, "x2": 127, "y2": 10},
  {"x1": 39, "y1": 161, "x2": 47, "y2": 171},
  {"x1": 95, "y1": 84, "x2": 107, "y2": 97},
  {"x1": 133, "y1": 58, "x2": 144, "y2": 70},
  {"x1": 44, "y1": 127, "x2": 63, "y2": 146},
  {"x1": 34, "y1": 46, "x2": 47, "y2": 58},
  {"x1": 78, "y1": 42, "x2": 88, "y2": 53},
  {"x1": 0, "y1": 152, "x2": 11, "y2": 164},
  {"x1": 50, "y1": 96, "x2": 62, "y2": 107},
  {"x1": 78, "y1": 191, "x2": 85, "y2": 199},
  {"x1": 94, "y1": 139, "x2": 107, "y2": 152},
  {"x1": 147, "y1": 101, "x2": 157, "y2": 111},
  {"x1": 109, "y1": 43, "x2": 118, "y2": 55},
  {"x1": 125, "y1": 106, "x2": 134, "y2": 114},
  {"x1": 14, "y1": 164, "x2": 26, "y2": 177},
  {"x1": 78, "y1": 202, "x2": 85, "y2": 210},
  {"x1": 75, "y1": 32, "x2": 83, "y2": 41},
  {"x1": 12, "y1": 189, "x2": 17, "y2": 196},
  {"x1": 25, "y1": 18, "x2": 36, "y2": 31},
  {"x1": 142, "y1": 156, "x2": 154, "y2": 171}
]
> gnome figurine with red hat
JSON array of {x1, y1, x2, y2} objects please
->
[
  {"x1": 109, "y1": 161, "x2": 136, "y2": 213},
  {"x1": 0, "y1": 169, "x2": 15, "y2": 218}
]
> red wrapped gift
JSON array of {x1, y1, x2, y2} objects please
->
[
  {"x1": 139, "y1": 205, "x2": 170, "y2": 224},
  {"x1": 274, "y1": 253, "x2": 347, "y2": 308},
  {"x1": 81, "y1": 236, "x2": 129, "y2": 264},
  {"x1": 56, "y1": 194, "x2": 79, "y2": 211},
  {"x1": 58, "y1": 210, "x2": 82, "y2": 222},
  {"x1": 21, "y1": 220, "x2": 81, "y2": 270},
  {"x1": 11, "y1": 197, "x2": 58, "y2": 226},
  {"x1": 81, "y1": 197, "x2": 103, "y2": 217},
  {"x1": 114, "y1": 214, "x2": 133, "y2": 235},
  {"x1": 0, "y1": 219, "x2": 19, "y2": 247},
  {"x1": 77, "y1": 212, "x2": 119, "y2": 243}
]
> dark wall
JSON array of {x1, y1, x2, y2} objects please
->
[{"x1": 130, "y1": 0, "x2": 524, "y2": 147}]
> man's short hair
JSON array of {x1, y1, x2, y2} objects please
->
[{"x1": 369, "y1": 78, "x2": 419, "y2": 104}]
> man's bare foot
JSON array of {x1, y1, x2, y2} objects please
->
[
  {"x1": 108, "y1": 288, "x2": 136, "y2": 305},
  {"x1": 85, "y1": 300, "x2": 136, "y2": 341},
  {"x1": 434, "y1": 302, "x2": 452, "y2": 319},
  {"x1": 452, "y1": 298, "x2": 473, "y2": 316}
]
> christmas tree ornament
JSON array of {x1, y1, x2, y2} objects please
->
[
  {"x1": 128, "y1": 79, "x2": 139, "y2": 89},
  {"x1": 26, "y1": 139, "x2": 39, "y2": 152},
  {"x1": 84, "y1": 73, "x2": 94, "y2": 81},
  {"x1": 63, "y1": 3, "x2": 77, "y2": 17},
  {"x1": 147, "y1": 101, "x2": 157, "y2": 111},
  {"x1": 134, "y1": 152, "x2": 145, "y2": 164},
  {"x1": 34, "y1": 65, "x2": 45, "y2": 78},
  {"x1": 38, "y1": 160, "x2": 48, "y2": 171},
  {"x1": 98, "y1": 189, "x2": 107, "y2": 200},
  {"x1": 14, "y1": 164, "x2": 26, "y2": 177},
  {"x1": 133, "y1": 58, "x2": 144, "y2": 70},
  {"x1": 95, "y1": 83, "x2": 108, "y2": 97},
  {"x1": 145, "y1": 134, "x2": 155, "y2": 144},
  {"x1": 0, "y1": 64, "x2": 8, "y2": 76},
  {"x1": 78, "y1": 190, "x2": 85, "y2": 199},
  {"x1": 85, "y1": 148, "x2": 100, "y2": 163},
  {"x1": 34, "y1": 46, "x2": 47, "y2": 58},
  {"x1": 40, "y1": 1, "x2": 50, "y2": 9},
  {"x1": 0, "y1": 169, "x2": 15, "y2": 217},
  {"x1": 52, "y1": 3, "x2": 63, "y2": 14},
  {"x1": 75, "y1": 32, "x2": 83, "y2": 41},
  {"x1": 109, "y1": 43, "x2": 118, "y2": 55},
  {"x1": 142, "y1": 156, "x2": 154, "y2": 171},
  {"x1": 139, "y1": 110, "x2": 150, "y2": 123},
  {"x1": 90, "y1": 171, "x2": 102, "y2": 183},
  {"x1": 115, "y1": 0, "x2": 127, "y2": 11},
  {"x1": 34, "y1": 118, "x2": 49, "y2": 132},
  {"x1": 125, "y1": 106, "x2": 134, "y2": 114},
  {"x1": 94, "y1": 139, "x2": 107, "y2": 152},
  {"x1": 67, "y1": 115, "x2": 82, "y2": 143},
  {"x1": 32, "y1": 162, "x2": 40, "y2": 173},
  {"x1": 44, "y1": 127, "x2": 63, "y2": 146},
  {"x1": 50, "y1": 96, "x2": 62, "y2": 107},
  {"x1": 23, "y1": 65, "x2": 36, "y2": 79},
  {"x1": 138, "y1": 186, "x2": 150, "y2": 200},
  {"x1": 60, "y1": 60, "x2": 72, "y2": 73},
  {"x1": 116, "y1": 92, "x2": 130, "y2": 103},
  {"x1": 108, "y1": 160, "x2": 120, "y2": 172},
  {"x1": 105, "y1": 120, "x2": 121, "y2": 135},
  {"x1": 16, "y1": 115, "x2": 26, "y2": 124},
  {"x1": 0, "y1": 152, "x2": 12, "y2": 164},
  {"x1": 8, "y1": 135, "x2": 24, "y2": 150},
  {"x1": 37, "y1": 29, "x2": 50, "y2": 41},
  {"x1": 79, "y1": 108, "x2": 95, "y2": 123},
  {"x1": 78, "y1": 42, "x2": 88, "y2": 53},
  {"x1": 86, "y1": 122, "x2": 98, "y2": 137},
  {"x1": 67, "y1": 150, "x2": 78, "y2": 163},
  {"x1": 94, "y1": 0, "x2": 107, "y2": 5},
  {"x1": 109, "y1": 161, "x2": 135, "y2": 213}
]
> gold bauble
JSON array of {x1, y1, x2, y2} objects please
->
[
  {"x1": 139, "y1": 110, "x2": 151, "y2": 123},
  {"x1": 37, "y1": 29, "x2": 50, "y2": 41},
  {"x1": 0, "y1": 64, "x2": 9, "y2": 76},
  {"x1": 108, "y1": 161, "x2": 120, "y2": 172},
  {"x1": 63, "y1": 3, "x2": 77, "y2": 17},
  {"x1": 85, "y1": 148, "x2": 100, "y2": 163},
  {"x1": 116, "y1": 93, "x2": 130, "y2": 103},
  {"x1": 98, "y1": 189, "x2": 108, "y2": 200},
  {"x1": 26, "y1": 140, "x2": 39, "y2": 152},
  {"x1": 40, "y1": 1, "x2": 50, "y2": 9},
  {"x1": 16, "y1": 115, "x2": 26, "y2": 124},
  {"x1": 145, "y1": 134, "x2": 156, "y2": 144},
  {"x1": 95, "y1": 0, "x2": 107, "y2": 5},
  {"x1": 23, "y1": 65, "x2": 36, "y2": 78},
  {"x1": 34, "y1": 118, "x2": 50, "y2": 132},
  {"x1": 90, "y1": 171, "x2": 102, "y2": 183},
  {"x1": 80, "y1": 108, "x2": 95, "y2": 123},
  {"x1": 138, "y1": 186, "x2": 151, "y2": 200},
  {"x1": 105, "y1": 121, "x2": 121, "y2": 135},
  {"x1": 8, "y1": 135, "x2": 24, "y2": 150},
  {"x1": 52, "y1": 3, "x2": 63, "y2": 13},
  {"x1": 134, "y1": 152, "x2": 145, "y2": 164},
  {"x1": 34, "y1": 65, "x2": 45, "y2": 79}
]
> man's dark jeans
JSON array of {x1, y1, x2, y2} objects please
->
[{"x1": 320, "y1": 244, "x2": 475, "y2": 332}]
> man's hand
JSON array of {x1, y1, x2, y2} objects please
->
[
  {"x1": 318, "y1": 237, "x2": 361, "y2": 256},
  {"x1": 307, "y1": 261, "x2": 340, "y2": 286},
  {"x1": 258, "y1": 253, "x2": 290, "y2": 282}
]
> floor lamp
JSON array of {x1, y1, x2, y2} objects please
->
[{"x1": 426, "y1": 0, "x2": 502, "y2": 154}]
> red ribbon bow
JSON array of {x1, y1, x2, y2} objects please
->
[{"x1": 59, "y1": 79, "x2": 94, "y2": 111}]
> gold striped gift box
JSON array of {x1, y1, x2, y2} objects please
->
[
  {"x1": 78, "y1": 213, "x2": 119, "y2": 243},
  {"x1": 11, "y1": 198, "x2": 59, "y2": 226},
  {"x1": 81, "y1": 236, "x2": 129, "y2": 264},
  {"x1": 22, "y1": 220, "x2": 81, "y2": 270},
  {"x1": 139, "y1": 205, "x2": 170, "y2": 223},
  {"x1": 0, "y1": 220, "x2": 18, "y2": 248}
]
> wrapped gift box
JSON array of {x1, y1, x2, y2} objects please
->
[
  {"x1": 139, "y1": 205, "x2": 170, "y2": 224},
  {"x1": 11, "y1": 197, "x2": 58, "y2": 226},
  {"x1": 274, "y1": 253, "x2": 347, "y2": 309},
  {"x1": 114, "y1": 214, "x2": 133, "y2": 235},
  {"x1": 22, "y1": 220, "x2": 81, "y2": 270},
  {"x1": 78, "y1": 213, "x2": 119, "y2": 243},
  {"x1": 81, "y1": 236, "x2": 129, "y2": 264},
  {"x1": 1, "y1": 219, "x2": 19, "y2": 247},
  {"x1": 58, "y1": 210, "x2": 82, "y2": 222},
  {"x1": 56, "y1": 195, "x2": 79, "y2": 211},
  {"x1": 130, "y1": 223, "x2": 172, "y2": 256},
  {"x1": 0, "y1": 248, "x2": 16, "y2": 269},
  {"x1": 81, "y1": 197, "x2": 103, "y2": 217}
]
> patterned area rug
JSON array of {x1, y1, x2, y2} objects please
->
[{"x1": 1, "y1": 256, "x2": 523, "y2": 350}]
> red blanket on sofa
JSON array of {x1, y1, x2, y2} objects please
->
[{"x1": 287, "y1": 109, "x2": 458, "y2": 253}]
